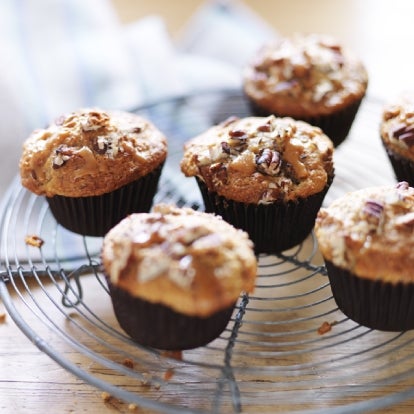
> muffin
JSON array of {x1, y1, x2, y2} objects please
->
[
  {"x1": 19, "y1": 108, "x2": 167, "y2": 236},
  {"x1": 101, "y1": 203, "x2": 257, "y2": 350},
  {"x1": 243, "y1": 33, "x2": 368, "y2": 147},
  {"x1": 315, "y1": 182, "x2": 414, "y2": 331},
  {"x1": 380, "y1": 96, "x2": 414, "y2": 185},
  {"x1": 180, "y1": 115, "x2": 334, "y2": 254}
]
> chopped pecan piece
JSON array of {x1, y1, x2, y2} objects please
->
[
  {"x1": 221, "y1": 141, "x2": 231, "y2": 154},
  {"x1": 52, "y1": 145, "x2": 73, "y2": 169},
  {"x1": 80, "y1": 111, "x2": 110, "y2": 131},
  {"x1": 363, "y1": 200, "x2": 384, "y2": 221},
  {"x1": 228, "y1": 129, "x2": 247, "y2": 138},
  {"x1": 209, "y1": 163, "x2": 228, "y2": 185},
  {"x1": 396, "y1": 181, "x2": 409, "y2": 190},
  {"x1": 227, "y1": 129, "x2": 248, "y2": 153},
  {"x1": 255, "y1": 148, "x2": 281, "y2": 176},
  {"x1": 257, "y1": 122, "x2": 273, "y2": 133},
  {"x1": 391, "y1": 123, "x2": 414, "y2": 146},
  {"x1": 93, "y1": 136, "x2": 108, "y2": 154}
]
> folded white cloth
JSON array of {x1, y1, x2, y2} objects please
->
[{"x1": 0, "y1": 0, "x2": 276, "y2": 198}]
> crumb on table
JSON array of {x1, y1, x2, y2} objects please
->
[
  {"x1": 123, "y1": 358, "x2": 134, "y2": 369},
  {"x1": 160, "y1": 350, "x2": 183, "y2": 360},
  {"x1": 101, "y1": 391, "x2": 112, "y2": 402},
  {"x1": 0, "y1": 313, "x2": 6, "y2": 323},
  {"x1": 163, "y1": 368, "x2": 174, "y2": 381}
]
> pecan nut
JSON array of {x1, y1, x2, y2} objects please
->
[
  {"x1": 52, "y1": 145, "x2": 73, "y2": 169},
  {"x1": 363, "y1": 199, "x2": 384, "y2": 226},
  {"x1": 255, "y1": 148, "x2": 281, "y2": 176},
  {"x1": 391, "y1": 123, "x2": 414, "y2": 146}
]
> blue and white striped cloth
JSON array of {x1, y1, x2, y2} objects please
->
[{"x1": 0, "y1": 0, "x2": 275, "y2": 197}]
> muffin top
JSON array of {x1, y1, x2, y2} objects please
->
[
  {"x1": 20, "y1": 108, "x2": 167, "y2": 197},
  {"x1": 315, "y1": 182, "x2": 414, "y2": 283},
  {"x1": 243, "y1": 33, "x2": 368, "y2": 117},
  {"x1": 101, "y1": 204, "x2": 257, "y2": 317},
  {"x1": 381, "y1": 96, "x2": 414, "y2": 161},
  {"x1": 180, "y1": 115, "x2": 334, "y2": 204}
]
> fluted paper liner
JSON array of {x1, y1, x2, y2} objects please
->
[
  {"x1": 325, "y1": 260, "x2": 414, "y2": 331},
  {"x1": 383, "y1": 146, "x2": 414, "y2": 186},
  {"x1": 196, "y1": 177, "x2": 333, "y2": 254},
  {"x1": 47, "y1": 163, "x2": 164, "y2": 237},
  {"x1": 107, "y1": 279, "x2": 235, "y2": 351}
]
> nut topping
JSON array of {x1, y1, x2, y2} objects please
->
[
  {"x1": 79, "y1": 111, "x2": 110, "y2": 132},
  {"x1": 391, "y1": 123, "x2": 414, "y2": 146},
  {"x1": 221, "y1": 141, "x2": 231, "y2": 155},
  {"x1": 52, "y1": 145, "x2": 73, "y2": 169},
  {"x1": 382, "y1": 106, "x2": 401, "y2": 121},
  {"x1": 363, "y1": 200, "x2": 384, "y2": 222},
  {"x1": 227, "y1": 129, "x2": 248, "y2": 153},
  {"x1": 228, "y1": 129, "x2": 247, "y2": 139},
  {"x1": 255, "y1": 148, "x2": 281, "y2": 176},
  {"x1": 93, "y1": 136, "x2": 108, "y2": 154},
  {"x1": 257, "y1": 122, "x2": 273, "y2": 133},
  {"x1": 396, "y1": 181, "x2": 409, "y2": 190},
  {"x1": 209, "y1": 162, "x2": 228, "y2": 185}
]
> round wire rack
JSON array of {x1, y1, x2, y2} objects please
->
[{"x1": 1, "y1": 90, "x2": 414, "y2": 413}]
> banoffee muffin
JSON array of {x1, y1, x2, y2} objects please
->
[
  {"x1": 243, "y1": 33, "x2": 368, "y2": 147},
  {"x1": 20, "y1": 108, "x2": 167, "y2": 236},
  {"x1": 180, "y1": 115, "x2": 334, "y2": 253},
  {"x1": 101, "y1": 203, "x2": 257, "y2": 350},
  {"x1": 380, "y1": 95, "x2": 414, "y2": 186},
  {"x1": 315, "y1": 182, "x2": 414, "y2": 331}
]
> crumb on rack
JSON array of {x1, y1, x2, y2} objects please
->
[
  {"x1": 317, "y1": 321, "x2": 337, "y2": 335},
  {"x1": 128, "y1": 403, "x2": 139, "y2": 411},
  {"x1": 25, "y1": 234, "x2": 44, "y2": 248}
]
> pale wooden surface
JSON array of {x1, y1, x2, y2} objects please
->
[{"x1": 2, "y1": 1, "x2": 414, "y2": 413}]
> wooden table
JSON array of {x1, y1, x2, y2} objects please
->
[{"x1": 2, "y1": 1, "x2": 414, "y2": 413}]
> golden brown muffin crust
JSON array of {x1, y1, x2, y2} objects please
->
[
  {"x1": 20, "y1": 108, "x2": 167, "y2": 197},
  {"x1": 180, "y1": 115, "x2": 334, "y2": 204},
  {"x1": 315, "y1": 182, "x2": 414, "y2": 283},
  {"x1": 381, "y1": 97, "x2": 414, "y2": 161},
  {"x1": 101, "y1": 204, "x2": 257, "y2": 317},
  {"x1": 243, "y1": 33, "x2": 368, "y2": 117}
]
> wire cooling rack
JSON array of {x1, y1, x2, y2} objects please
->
[{"x1": 1, "y1": 89, "x2": 414, "y2": 414}]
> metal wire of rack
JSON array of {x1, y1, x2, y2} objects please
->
[{"x1": 1, "y1": 90, "x2": 414, "y2": 413}]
